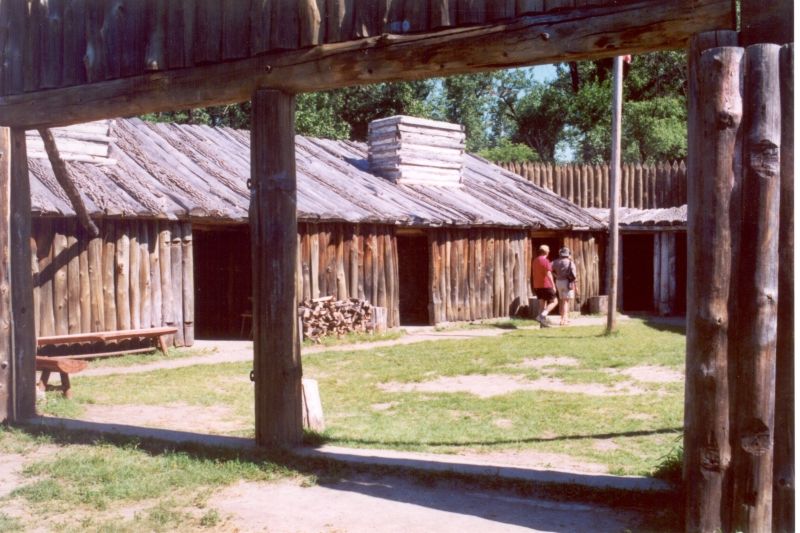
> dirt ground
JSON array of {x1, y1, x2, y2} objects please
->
[{"x1": 22, "y1": 319, "x2": 679, "y2": 532}]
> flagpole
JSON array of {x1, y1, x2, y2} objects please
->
[{"x1": 606, "y1": 55, "x2": 624, "y2": 334}]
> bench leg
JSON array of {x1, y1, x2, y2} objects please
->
[
  {"x1": 157, "y1": 335, "x2": 170, "y2": 356},
  {"x1": 60, "y1": 372, "x2": 72, "y2": 399},
  {"x1": 38, "y1": 370, "x2": 51, "y2": 391}
]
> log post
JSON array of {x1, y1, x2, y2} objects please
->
[
  {"x1": 251, "y1": 88, "x2": 303, "y2": 447},
  {"x1": 773, "y1": 42, "x2": 794, "y2": 533},
  {"x1": 731, "y1": 43, "x2": 782, "y2": 533},
  {"x1": 683, "y1": 30, "x2": 740, "y2": 533},
  {"x1": 1, "y1": 128, "x2": 36, "y2": 422},
  {"x1": 606, "y1": 55, "x2": 623, "y2": 333}
]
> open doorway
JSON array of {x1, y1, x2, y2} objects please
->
[
  {"x1": 193, "y1": 224, "x2": 252, "y2": 339},
  {"x1": 397, "y1": 232, "x2": 430, "y2": 325},
  {"x1": 621, "y1": 234, "x2": 654, "y2": 312}
]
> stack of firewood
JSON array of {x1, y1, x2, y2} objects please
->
[{"x1": 298, "y1": 297, "x2": 375, "y2": 343}]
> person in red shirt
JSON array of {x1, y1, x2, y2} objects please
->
[{"x1": 532, "y1": 244, "x2": 558, "y2": 327}]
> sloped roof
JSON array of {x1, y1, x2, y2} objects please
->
[
  {"x1": 586, "y1": 206, "x2": 687, "y2": 228},
  {"x1": 28, "y1": 118, "x2": 602, "y2": 231}
]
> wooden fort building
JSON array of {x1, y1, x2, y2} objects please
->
[{"x1": 26, "y1": 117, "x2": 604, "y2": 344}]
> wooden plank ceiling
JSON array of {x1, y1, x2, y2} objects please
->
[{"x1": 0, "y1": 0, "x2": 734, "y2": 128}]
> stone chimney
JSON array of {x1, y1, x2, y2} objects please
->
[{"x1": 367, "y1": 115, "x2": 465, "y2": 186}]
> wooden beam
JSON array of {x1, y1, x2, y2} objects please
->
[
  {"x1": 740, "y1": 0, "x2": 793, "y2": 47},
  {"x1": 0, "y1": 0, "x2": 734, "y2": 129},
  {"x1": 251, "y1": 89, "x2": 303, "y2": 447},
  {"x1": 7, "y1": 128, "x2": 36, "y2": 422},
  {"x1": 683, "y1": 30, "x2": 740, "y2": 533},
  {"x1": 35, "y1": 129, "x2": 100, "y2": 238}
]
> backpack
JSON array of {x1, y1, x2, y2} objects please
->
[{"x1": 566, "y1": 260, "x2": 576, "y2": 283}]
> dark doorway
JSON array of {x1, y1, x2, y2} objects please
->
[
  {"x1": 532, "y1": 237, "x2": 561, "y2": 262},
  {"x1": 397, "y1": 233, "x2": 430, "y2": 325},
  {"x1": 194, "y1": 225, "x2": 252, "y2": 339},
  {"x1": 621, "y1": 234, "x2": 654, "y2": 312}
]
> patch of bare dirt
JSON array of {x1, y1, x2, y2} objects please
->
[
  {"x1": 371, "y1": 402, "x2": 398, "y2": 412},
  {"x1": 621, "y1": 365, "x2": 683, "y2": 383},
  {"x1": 456, "y1": 449, "x2": 609, "y2": 474},
  {"x1": 492, "y1": 418, "x2": 514, "y2": 429},
  {"x1": 593, "y1": 439, "x2": 619, "y2": 452},
  {"x1": 79, "y1": 403, "x2": 249, "y2": 434},
  {"x1": 515, "y1": 356, "x2": 579, "y2": 369},
  {"x1": 379, "y1": 375, "x2": 646, "y2": 398}
]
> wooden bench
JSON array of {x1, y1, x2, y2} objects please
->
[
  {"x1": 37, "y1": 326, "x2": 178, "y2": 360},
  {"x1": 36, "y1": 356, "x2": 87, "y2": 398}
]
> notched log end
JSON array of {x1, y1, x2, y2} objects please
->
[
  {"x1": 748, "y1": 140, "x2": 780, "y2": 178},
  {"x1": 740, "y1": 418, "x2": 771, "y2": 455},
  {"x1": 700, "y1": 447, "x2": 723, "y2": 472}
]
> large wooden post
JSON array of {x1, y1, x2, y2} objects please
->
[
  {"x1": 683, "y1": 30, "x2": 740, "y2": 533},
  {"x1": 0, "y1": 128, "x2": 36, "y2": 422},
  {"x1": 772, "y1": 43, "x2": 794, "y2": 533},
  {"x1": 251, "y1": 89, "x2": 303, "y2": 447},
  {"x1": 730, "y1": 42, "x2": 782, "y2": 533}
]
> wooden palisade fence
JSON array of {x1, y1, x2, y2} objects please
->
[
  {"x1": 684, "y1": 30, "x2": 793, "y2": 533},
  {"x1": 496, "y1": 160, "x2": 687, "y2": 209}
]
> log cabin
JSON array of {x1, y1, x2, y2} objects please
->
[{"x1": 26, "y1": 116, "x2": 604, "y2": 345}]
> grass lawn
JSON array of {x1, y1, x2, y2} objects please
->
[{"x1": 52, "y1": 318, "x2": 685, "y2": 478}]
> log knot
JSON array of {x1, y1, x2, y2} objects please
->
[
  {"x1": 740, "y1": 418, "x2": 771, "y2": 455},
  {"x1": 700, "y1": 447, "x2": 722, "y2": 472},
  {"x1": 748, "y1": 140, "x2": 780, "y2": 178},
  {"x1": 716, "y1": 111, "x2": 740, "y2": 130}
]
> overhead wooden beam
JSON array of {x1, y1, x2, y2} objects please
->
[
  {"x1": 0, "y1": 0, "x2": 733, "y2": 129},
  {"x1": 740, "y1": 0, "x2": 793, "y2": 47},
  {"x1": 251, "y1": 89, "x2": 303, "y2": 447}
]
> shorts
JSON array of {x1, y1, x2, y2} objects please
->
[
  {"x1": 556, "y1": 279, "x2": 574, "y2": 299},
  {"x1": 534, "y1": 288, "x2": 557, "y2": 303}
]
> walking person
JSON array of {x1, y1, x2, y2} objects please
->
[
  {"x1": 532, "y1": 244, "x2": 558, "y2": 327},
  {"x1": 552, "y1": 247, "x2": 578, "y2": 326}
]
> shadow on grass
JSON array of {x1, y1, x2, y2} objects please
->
[{"x1": 319, "y1": 426, "x2": 683, "y2": 448}]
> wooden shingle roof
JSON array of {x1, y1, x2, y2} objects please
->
[{"x1": 28, "y1": 118, "x2": 603, "y2": 231}]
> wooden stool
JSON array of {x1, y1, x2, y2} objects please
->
[{"x1": 36, "y1": 356, "x2": 88, "y2": 398}]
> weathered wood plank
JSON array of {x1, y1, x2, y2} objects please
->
[
  {"x1": 158, "y1": 222, "x2": 173, "y2": 329},
  {"x1": 78, "y1": 224, "x2": 91, "y2": 333},
  {"x1": 145, "y1": 0, "x2": 167, "y2": 70},
  {"x1": 149, "y1": 220, "x2": 162, "y2": 327},
  {"x1": 271, "y1": 0, "x2": 300, "y2": 50},
  {"x1": 87, "y1": 223, "x2": 104, "y2": 332},
  {"x1": 0, "y1": 0, "x2": 736, "y2": 128},
  {"x1": 114, "y1": 221, "x2": 131, "y2": 330},
  {"x1": 0, "y1": 128, "x2": 10, "y2": 421},
  {"x1": 194, "y1": 0, "x2": 223, "y2": 64},
  {"x1": 223, "y1": 0, "x2": 252, "y2": 59},
  {"x1": 251, "y1": 89, "x2": 303, "y2": 447},
  {"x1": 139, "y1": 220, "x2": 151, "y2": 329}
]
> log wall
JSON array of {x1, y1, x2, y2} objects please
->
[
  {"x1": 32, "y1": 217, "x2": 194, "y2": 347},
  {"x1": 429, "y1": 228, "x2": 530, "y2": 323},
  {"x1": 497, "y1": 161, "x2": 687, "y2": 209},
  {"x1": 297, "y1": 222, "x2": 400, "y2": 328}
]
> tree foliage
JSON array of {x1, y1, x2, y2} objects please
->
[{"x1": 141, "y1": 51, "x2": 688, "y2": 164}]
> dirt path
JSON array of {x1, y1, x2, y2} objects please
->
[{"x1": 81, "y1": 315, "x2": 631, "y2": 378}]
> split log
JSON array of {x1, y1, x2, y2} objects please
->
[
  {"x1": 88, "y1": 226, "x2": 104, "y2": 332},
  {"x1": 78, "y1": 225, "x2": 91, "y2": 333},
  {"x1": 36, "y1": 221, "x2": 56, "y2": 337},
  {"x1": 182, "y1": 223, "x2": 194, "y2": 346},
  {"x1": 139, "y1": 221, "x2": 151, "y2": 329},
  {"x1": 299, "y1": 297, "x2": 376, "y2": 341},
  {"x1": 53, "y1": 225, "x2": 69, "y2": 336},
  {"x1": 170, "y1": 222, "x2": 184, "y2": 347},
  {"x1": 115, "y1": 224, "x2": 131, "y2": 330},
  {"x1": 149, "y1": 221, "x2": 162, "y2": 327},
  {"x1": 66, "y1": 221, "x2": 81, "y2": 334},
  {"x1": 128, "y1": 221, "x2": 141, "y2": 330}
]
